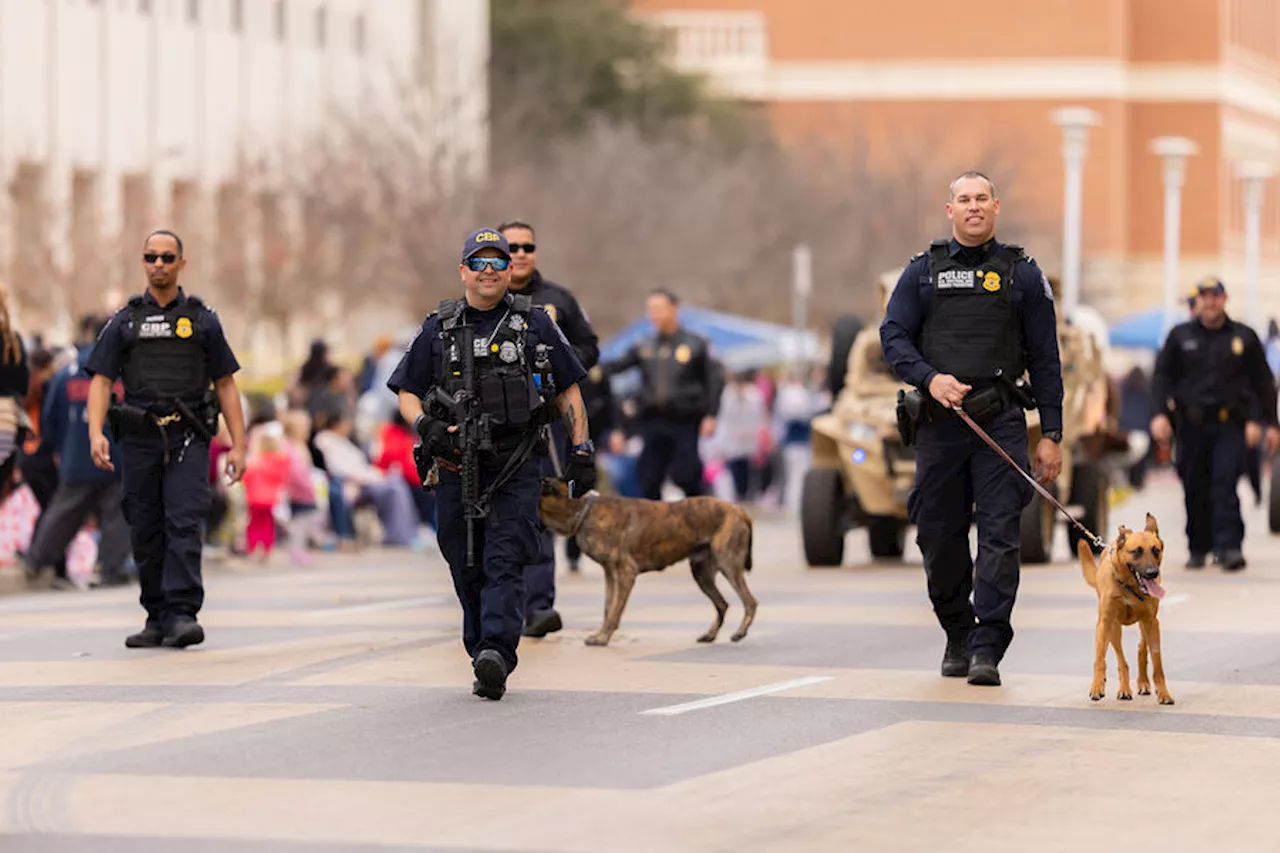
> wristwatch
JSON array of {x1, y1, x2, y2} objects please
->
[
  {"x1": 571, "y1": 440, "x2": 595, "y2": 454},
  {"x1": 1043, "y1": 430, "x2": 1063, "y2": 444}
]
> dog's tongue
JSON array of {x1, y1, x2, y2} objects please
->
[{"x1": 1140, "y1": 578, "x2": 1167, "y2": 600}]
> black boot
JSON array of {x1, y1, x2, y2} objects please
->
[
  {"x1": 967, "y1": 653, "x2": 1001, "y2": 686},
  {"x1": 941, "y1": 634, "x2": 970, "y2": 677},
  {"x1": 162, "y1": 617, "x2": 205, "y2": 648},
  {"x1": 1186, "y1": 552, "x2": 1207, "y2": 569},
  {"x1": 1220, "y1": 550, "x2": 1247, "y2": 571},
  {"x1": 125, "y1": 625, "x2": 164, "y2": 648},
  {"x1": 472, "y1": 649, "x2": 508, "y2": 700}
]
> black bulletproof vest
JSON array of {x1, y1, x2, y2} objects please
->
[
  {"x1": 121, "y1": 295, "x2": 209, "y2": 403},
  {"x1": 438, "y1": 294, "x2": 551, "y2": 434},
  {"x1": 919, "y1": 240, "x2": 1025, "y2": 384}
]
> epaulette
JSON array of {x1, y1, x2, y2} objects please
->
[
  {"x1": 508, "y1": 293, "x2": 532, "y2": 314},
  {"x1": 127, "y1": 295, "x2": 145, "y2": 309},
  {"x1": 185, "y1": 295, "x2": 206, "y2": 309}
]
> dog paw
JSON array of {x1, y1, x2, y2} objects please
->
[
  {"x1": 584, "y1": 633, "x2": 610, "y2": 647},
  {"x1": 1117, "y1": 689, "x2": 1133, "y2": 701},
  {"x1": 730, "y1": 631, "x2": 747, "y2": 643},
  {"x1": 1137, "y1": 683, "x2": 1151, "y2": 696},
  {"x1": 1089, "y1": 683, "x2": 1105, "y2": 701},
  {"x1": 1158, "y1": 692, "x2": 1175, "y2": 706},
  {"x1": 696, "y1": 633, "x2": 717, "y2": 643}
]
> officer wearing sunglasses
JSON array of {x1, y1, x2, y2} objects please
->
[
  {"x1": 85, "y1": 229, "x2": 248, "y2": 651},
  {"x1": 498, "y1": 218, "x2": 601, "y2": 636},
  {"x1": 388, "y1": 227, "x2": 593, "y2": 701}
]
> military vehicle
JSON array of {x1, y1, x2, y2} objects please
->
[{"x1": 802, "y1": 272, "x2": 1119, "y2": 567}]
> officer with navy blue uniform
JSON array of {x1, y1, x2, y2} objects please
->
[
  {"x1": 498, "y1": 218, "x2": 600, "y2": 636},
  {"x1": 881, "y1": 171, "x2": 1064, "y2": 688},
  {"x1": 86, "y1": 229, "x2": 248, "y2": 650},
  {"x1": 1149, "y1": 277, "x2": 1279, "y2": 571},
  {"x1": 389, "y1": 227, "x2": 593, "y2": 701}
]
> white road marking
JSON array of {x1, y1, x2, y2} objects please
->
[
  {"x1": 1162, "y1": 594, "x2": 1191, "y2": 607},
  {"x1": 640, "y1": 676, "x2": 835, "y2": 716},
  {"x1": 308, "y1": 596, "x2": 445, "y2": 617}
]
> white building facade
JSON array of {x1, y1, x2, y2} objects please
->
[{"x1": 0, "y1": 0, "x2": 489, "y2": 351}]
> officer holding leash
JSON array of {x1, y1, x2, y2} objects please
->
[
  {"x1": 1150, "y1": 277, "x2": 1279, "y2": 571},
  {"x1": 86, "y1": 229, "x2": 248, "y2": 649},
  {"x1": 498, "y1": 218, "x2": 600, "y2": 637},
  {"x1": 389, "y1": 228, "x2": 594, "y2": 702},
  {"x1": 881, "y1": 170, "x2": 1064, "y2": 688}
]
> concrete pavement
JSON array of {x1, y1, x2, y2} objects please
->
[{"x1": 1, "y1": 468, "x2": 1279, "y2": 851}]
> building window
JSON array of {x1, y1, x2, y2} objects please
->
[
  {"x1": 275, "y1": 0, "x2": 287, "y2": 42},
  {"x1": 353, "y1": 14, "x2": 366, "y2": 54},
  {"x1": 230, "y1": 0, "x2": 243, "y2": 32},
  {"x1": 316, "y1": 5, "x2": 327, "y2": 48},
  {"x1": 186, "y1": 0, "x2": 199, "y2": 24}
]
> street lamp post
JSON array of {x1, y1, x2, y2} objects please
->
[
  {"x1": 1237, "y1": 160, "x2": 1274, "y2": 325},
  {"x1": 1051, "y1": 107, "x2": 1100, "y2": 319},
  {"x1": 1151, "y1": 136, "x2": 1199, "y2": 339}
]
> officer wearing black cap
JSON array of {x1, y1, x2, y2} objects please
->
[
  {"x1": 497, "y1": 219, "x2": 600, "y2": 637},
  {"x1": 85, "y1": 229, "x2": 248, "y2": 649},
  {"x1": 388, "y1": 227, "x2": 593, "y2": 701},
  {"x1": 881, "y1": 170, "x2": 1064, "y2": 688},
  {"x1": 1150, "y1": 276, "x2": 1279, "y2": 571},
  {"x1": 598, "y1": 288, "x2": 725, "y2": 500}
]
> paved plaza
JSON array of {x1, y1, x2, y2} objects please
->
[{"x1": 0, "y1": 468, "x2": 1278, "y2": 852}]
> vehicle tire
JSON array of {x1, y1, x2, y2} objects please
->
[
  {"x1": 802, "y1": 467, "x2": 846, "y2": 567},
  {"x1": 1270, "y1": 455, "x2": 1280, "y2": 534},
  {"x1": 867, "y1": 517, "x2": 907, "y2": 559},
  {"x1": 825, "y1": 315, "x2": 864, "y2": 398},
  {"x1": 1068, "y1": 462, "x2": 1109, "y2": 555},
  {"x1": 1020, "y1": 481, "x2": 1058, "y2": 564}
]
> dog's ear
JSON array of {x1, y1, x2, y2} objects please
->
[
  {"x1": 539, "y1": 478, "x2": 560, "y2": 497},
  {"x1": 1144, "y1": 513, "x2": 1159, "y2": 535},
  {"x1": 1116, "y1": 527, "x2": 1128, "y2": 549}
]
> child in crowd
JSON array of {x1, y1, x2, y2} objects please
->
[{"x1": 241, "y1": 422, "x2": 290, "y2": 560}]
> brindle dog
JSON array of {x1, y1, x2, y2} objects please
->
[{"x1": 538, "y1": 479, "x2": 757, "y2": 646}]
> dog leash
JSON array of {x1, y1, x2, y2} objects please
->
[
  {"x1": 951, "y1": 405, "x2": 1106, "y2": 551},
  {"x1": 564, "y1": 491, "x2": 599, "y2": 538}
]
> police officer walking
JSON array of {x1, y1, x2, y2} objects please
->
[
  {"x1": 498, "y1": 219, "x2": 599, "y2": 635},
  {"x1": 389, "y1": 228, "x2": 593, "y2": 701},
  {"x1": 1150, "y1": 277, "x2": 1279, "y2": 571},
  {"x1": 599, "y1": 288, "x2": 724, "y2": 500},
  {"x1": 23, "y1": 315, "x2": 132, "y2": 588},
  {"x1": 880, "y1": 170, "x2": 1064, "y2": 687},
  {"x1": 86, "y1": 229, "x2": 248, "y2": 649}
]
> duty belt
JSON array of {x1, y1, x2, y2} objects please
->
[{"x1": 1178, "y1": 404, "x2": 1244, "y2": 425}]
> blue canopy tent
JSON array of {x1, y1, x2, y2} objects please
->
[
  {"x1": 598, "y1": 306, "x2": 822, "y2": 375},
  {"x1": 1108, "y1": 307, "x2": 1175, "y2": 351}
]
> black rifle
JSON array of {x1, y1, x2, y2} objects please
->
[{"x1": 426, "y1": 324, "x2": 493, "y2": 570}]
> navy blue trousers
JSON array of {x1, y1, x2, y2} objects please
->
[
  {"x1": 637, "y1": 418, "x2": 705, "y2": 500},
  {"x1": 120, "y1": 430, "x2": 211, "y2": 630},
  {"x1": 1176, "y1": 419, "x2": 1246, "y2": 555},
  {"x1": 908, "y1": 409, "x2": 1034, "y2": 663},
  {"x1": 524, "y1": 422, "x2": 565, "y2": 615},
  {"x1": 435, "y1": 455, "x2": 543, "y2": 673}
]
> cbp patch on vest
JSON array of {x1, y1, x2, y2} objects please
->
[
  {"x1": 982, "y1": 271, "x2": 1001, "y2": 292},
  {"x1": 138, "y1": 321, "x2": 173, "y2": 338},
  {"x1": 175, "y1": 317, "x2": 193, "y2": 339},
  {"x1": 936, "y1": 269, "x2": 975, "y2": 290}
]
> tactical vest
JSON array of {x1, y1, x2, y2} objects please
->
[
  {"x1": 120, "y1": 295, "x2": 210, "y2": 403},
  {"x1": 438, "y1": 294, "x2": 554, "y2": 438},
  {"x1": 919, "y1": 240, "x2": 1025, "y2": 384}
]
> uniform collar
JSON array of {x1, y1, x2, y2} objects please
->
[
  {"x1": 949, "y1": 238, "x2": 997, "y2": 257},
  {"x1": 141, "y1": 286, "x2": 186, "y2": 308}
]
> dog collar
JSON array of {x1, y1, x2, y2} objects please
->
[{"x1": 565, "y1": 492, "x2": 598, "y2": 538}]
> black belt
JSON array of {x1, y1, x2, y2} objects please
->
[{"x1": 1178, "y1": 404, "x2": 1245, "y2": 425}]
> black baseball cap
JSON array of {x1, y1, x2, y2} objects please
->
[{"x1": 460, "y1": 228, "x2": 510, "y2": 262}]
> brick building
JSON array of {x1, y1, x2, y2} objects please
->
[{"x1": 631, "y1": 0, "x2": 1280, "y2": 330}]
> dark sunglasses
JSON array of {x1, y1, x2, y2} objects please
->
[
  {"x1": 507, "y1": 243, "x2": 536, "y2": 254},
  {"x1": 143, "y1": 252, "x2": 178, "y2": 264},
  {"x1": 467, "y1": 257, "x2": 510, "y2": 272}
]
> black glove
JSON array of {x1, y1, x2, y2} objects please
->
[
  {"x1": 416, "y1": 416, "x2": 456, "y2": 458},
  {"x1": 563, "y1": 450, "x2": 596, "y2": 497}
]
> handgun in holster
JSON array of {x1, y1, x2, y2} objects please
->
[
  {"x1": 896, "y1": 388, "x2": 923, "y2": 447},
  {"x1": 105, "y1": 403, "x2": 154, "y2": 443},
  {"x1": 994, "y1": 368, "x2": 1038, "y2": 411}
]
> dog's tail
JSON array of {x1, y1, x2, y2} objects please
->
[{"x1": 1077, "y1": 537, "x2": 1098, "y2": 589}]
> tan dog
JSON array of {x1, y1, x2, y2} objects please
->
[
  {"x1": 538, "y1": 480, "x2": 757, "y2": 646},
  {"x1": 1077, "y1": 513, "x2": 1174, "y2": 705}
]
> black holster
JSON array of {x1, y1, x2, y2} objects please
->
[
  {"x1": 896, "y1": 388, "x2": 923, "y2": 447},
  {"x1": 995, "y1": 369, "x2": 1038, "y2": 410},
  {"x1": 106, "y1": 403, "x2": 155, "y2": 442}
]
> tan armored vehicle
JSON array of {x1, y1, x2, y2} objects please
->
[{"x1": 802, "y1": 273, "x2": 1116, "y2": 566}]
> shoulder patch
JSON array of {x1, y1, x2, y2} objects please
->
[
  {"x1": 508, "y1": 293, "x2": 532, "y2": 314},
  {"x1": 127, "y1": 295, "x2": 145, "y2": 308}
]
